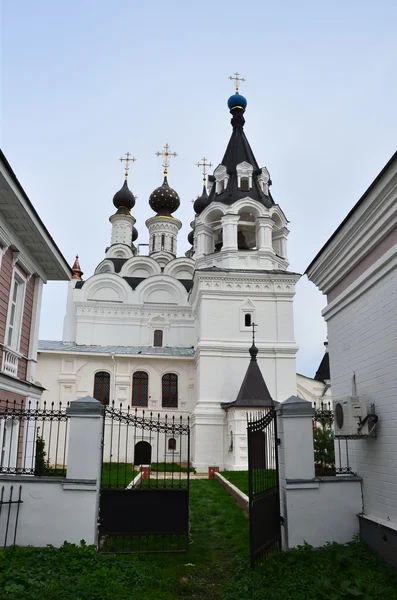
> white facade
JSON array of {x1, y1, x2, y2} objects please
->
[
  {"x1": 37, "y1": 95, "x2": 305, "y2": 471},
  {"x1": 307, "y1": 152, "x2": 397, "y2": 549}
]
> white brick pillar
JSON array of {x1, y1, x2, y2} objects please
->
[
  {"x1": 66, "y1": 396, "x2": 104, "y2": 481},
  {"x1": 277, "y1": 396, "x2": 315, "y2": 549},
  {"x1": 65, "y1": 396, "x2": 104, "y2": 545}
]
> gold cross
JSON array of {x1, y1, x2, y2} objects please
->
[
  {"x1": 228, "y1": 72, "x2": 246, "y2": 93},
  {"x1": 196, "y1": 157, "x2": 212, "y2": 184},
  {"x1": 119, "y1": 152, "x2": 137, "y2": 180},
  {"x1": 155, "y1": 143, "x2": 177, "y2": 176}
]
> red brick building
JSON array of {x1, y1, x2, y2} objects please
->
[{"x1": 0, "y1": 150, "x2": 70, "y2": 416}]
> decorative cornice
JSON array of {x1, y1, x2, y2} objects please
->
[{"x1": 307, "y1": 161, "x2": 397, "y2": 294}]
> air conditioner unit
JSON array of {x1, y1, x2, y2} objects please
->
[{"x1": 332, "y1": 396, "x2": 371, "y2": 437}]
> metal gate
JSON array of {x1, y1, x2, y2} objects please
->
[
  {"x1": 247, "y1": 408, "x2": 281, "y2": 567},
  {"x1": 98, "y1": 403, "x2": 190, "y2": 554}
]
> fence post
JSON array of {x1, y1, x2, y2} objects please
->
[
  {"x1": 66, "y1": 396, "x2": 104, "y2": 481},
  {"x1": 277, "y1": 396, "x2": 315, "y2": 549}
]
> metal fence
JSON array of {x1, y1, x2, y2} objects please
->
[
  {"x1": 0, "y1": 400, "x2": 69, "y2": 476},
  {"x1": 313, "y1": 402, "x2": 354, "y2": 475}
]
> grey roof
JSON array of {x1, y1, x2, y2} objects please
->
[{"x1": 38, "y1": 340, "x2": 195, "y2": 357}]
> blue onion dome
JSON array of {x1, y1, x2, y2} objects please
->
[
  {"x1": 149, "y1": 176, "x2": 180, "y2": 216},
  {"x1": 193, "y1": 185, "x2": 210, "y2": 215},
  {"x1": 131, "y1": 226, "x2": 138, "y2": 243},
  {"x1": 187, "y1": 229, "x2": 194, "y2": 245},
  {"x1": 113, "y1": 180, "x2": 135, "y2": 211},
  {"x1": 227, "y1": 93, "x2": 247, "y2": 111}
]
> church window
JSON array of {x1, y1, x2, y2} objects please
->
[
  {"x1": 161, "y1": 234, "x2": 165, "y2": 250},
  {"x1": 93, "y1": 371, "x2": 111, "y2": 405},
  {"x1": 162, "y1": 373, "x2": 178, "y2": 408},
  {"x1": 168, "y1": 438, "x2": 177, "y2": 451},
  {"x1": 245, "y1": 313, "x2": 252, "y2": 327},
  {"x1": 153, "y1": 330, "x2": 163, "y2": 347},
  {"x1": 240, "y1": 177, "x2": 250, "y2": 191},
  {"x1": 132, "y1": 371, "x2": 149, "y2": 407}
]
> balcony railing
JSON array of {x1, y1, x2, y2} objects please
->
[{"x1": 1, "y1": 347, "x2": 21, "y2": 378}]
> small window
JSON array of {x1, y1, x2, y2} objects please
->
[
  {"x1": 132, "y1": 371, "x2": 149, "y2": 407},
  {"x1": 162, "y1": 373, "x2": 178, "y2": 408},
  {"x1": 240, "y1": 177, "x2": 250, "y2": 191},
  {"x1": 168, "y1": 438, "x2": 177, "y2": 451},
  {"x1": 93, "y1": 371, "x2": 111, "y2": 405},
  {"x1": 245, "y1": 313, "x2": 252, "y2": 327},
  {"x1": 153, "y1": 330, "x2": 163, "y2": 347}
]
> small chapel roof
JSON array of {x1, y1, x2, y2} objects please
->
[
  {"x1": 222, "y1": 335, "x2": 274, "y2": 410},
  {"x1": 38, "y1": 340, "x2": 195, "y2": 358}
]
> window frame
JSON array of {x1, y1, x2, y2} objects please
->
[
  {"x1": 153, "y1": 329, "x2": 163, "y2": 347},
  {"x1": 161, "y1": 373, "x2": 178, "y2": 409},
  {"x1": 93, "y1": 371, "x2": 111, "y2": 406},
  {"x1": 131, "y1": 370, "x2": 149, "y2": 407},
  {"x1": 5, "y1": 268, "x2": 26, "y2": 352}
]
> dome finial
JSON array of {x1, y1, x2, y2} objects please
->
[
  {"x1": 119, "y1": 152, "x2": 137, "y2": 181},
  {"x1": 196, "y1": 157, "x2": 212, "y2": 187},
  {"x1": 249, "y1": 322, "x2": 258, "y2": 361},
  {"x1": 71, "y1": 255, "x2": 83, "y2": 280},
  {"x1": 155, "y1": 143, "x2": 177, "y2": 178},
  {"x1": 228, "y1": 71, "x2": 246, "y2": 94}
]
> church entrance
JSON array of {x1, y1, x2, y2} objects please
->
[
  {"x1": 98, "y1": 405, "x2": 190, "y2": 555},
  {"x1": 134, "y1": 441, "x2": 151, "y2": 466}
]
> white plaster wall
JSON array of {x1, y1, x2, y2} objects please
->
[
  {"x1": 285, "y1": 480, "x2": 363, "y2": 548},
  {"x1": 326, "y1": 263, "x2": 397, "y2": 527},
  {"x1": 0, "y1": 478, "x2": 98, "y2": 547}
]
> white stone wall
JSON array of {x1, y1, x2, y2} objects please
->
[{"x1": 326, "y1": 261, "x2": 397, "y2": 526}]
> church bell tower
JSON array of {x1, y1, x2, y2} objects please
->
[{"x1": 190, "y1": 75, "x2": 299, "y2": 470}]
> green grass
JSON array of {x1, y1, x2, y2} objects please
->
[
  {"x1": 101, "y1": 462, "x2": 138, "y2": 488},
  {"x1": 221, "y1": 470, "x2": 276, "y2": 496},
  {"x1": 1, "y1": 481, "x2": 397, "y2": 599}
]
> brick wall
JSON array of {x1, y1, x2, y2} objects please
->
[
  {"x1": 17, "y1": 276, "x2": 35, "y2": 380},
  {"x1": 0, "y1": 248, "x2": 13, "y2": 347},
  {"x1": 0, "y1": 248, "x2": 35, "y2": 382},
  {"x1": 328, "y1": 265, "x2": 397, "y2": 525}
]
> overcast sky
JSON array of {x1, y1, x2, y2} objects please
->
[{"x1": 1, "y1": 0, "x2": 396, "y2": 377}]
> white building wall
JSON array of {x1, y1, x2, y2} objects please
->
[{"x1": 326, "y1": 263, "x2": 397, "y2": 526}]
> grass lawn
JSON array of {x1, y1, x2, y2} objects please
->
[
  {"x1": 1, "y1": 480, "x2": 397, "y2": 599},
  {"x1": 221, "y1": 470, "x2": 276, "y2": 496}
]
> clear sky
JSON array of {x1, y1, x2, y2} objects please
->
[{"x1": 1, "y1": 0, "x2": 396, "y2": 377}]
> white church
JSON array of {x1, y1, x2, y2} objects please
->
[{"x1": 37, "y1": 85, "x2": 329, "y2": 471}]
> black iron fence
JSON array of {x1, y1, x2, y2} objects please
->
[
  {"x1": 313, "y1": 402, "x2": 354, "y2": 475},
  {"x1": 0, "y1": 485, "x2": 22, "y2": 548},
  {"x1": 247, "y1": 409, "x2": 281, "y2": 568},
  {"x1": 0, "y1": 400, "x2": 69, "y2": 476},
  {"x1": 98, "y1": 403, "x2": 191, "y2": 554}
]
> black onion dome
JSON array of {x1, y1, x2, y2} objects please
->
[
  {"x1": 113, "y1": 180, "x2": 135, "y2": 211},
  {"x1": 187, "y1": 229, "x2": 194, "y2": 245},
  {"x1": 149, "y1": 176, "x2": 180, "y2": 216},
  {"x1": 131, "y1": 226, "x2": 138, "y2": 242},
  {"x1": 193, "y1": 185, "x2": 210, "y2": 215}
]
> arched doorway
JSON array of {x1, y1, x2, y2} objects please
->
[{"x1": 134, "y1": 441, "x2": 151, "y2": 466}]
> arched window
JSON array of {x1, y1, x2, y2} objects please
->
[
  {"x1": 132, "y1": 371, "x2": 149, "y2": 407},
  {"x1": 168, "y1": 438, "x2": 177, "y2": 451},
  {"x1": 93, "y1": 371, "x2": 110, "y2": 405},
  {"x1": 245, "y1": 313, "x2": 252, "y2": 327},
  {"x1": 162, "y1": 373, "x2": 178, "y2": 408},
  {"x1": 153, "y1": 330, "x2": 163, "y2": 347}
]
